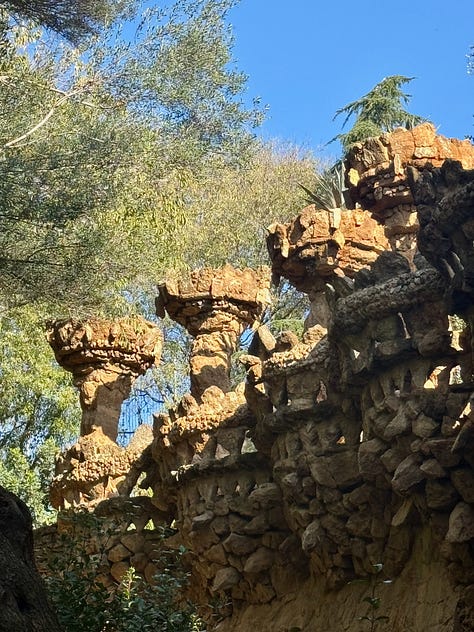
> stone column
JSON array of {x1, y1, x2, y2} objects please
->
[
  {"x1": 267, "y1": 205, "x2": 388, "y2": 328},
  {"x1": 47, "y1": 317, "x2": 162, "y2": 441},
  {"x1": 156, "y1": 264, "x2": 270, "y2": 401}
]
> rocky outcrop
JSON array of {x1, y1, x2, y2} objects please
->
[
  {"x1": 0, "y1": 486, "x2": 61, "y2": 632},
  {"x1": 47, "y1": 317, "x2": 162, "y2": 441}
]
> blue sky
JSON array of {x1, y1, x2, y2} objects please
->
[{"x1": 228, "y1": 0, "x2": 474, "y2": 158}]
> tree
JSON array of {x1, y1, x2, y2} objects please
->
[
  {"x1": 178, "y1": 142, "x2": 318, "y2": 269},
  {"x1": 0, "y1": 0, "x2": 116, "y2": 42},
  {"x1": 0, "y1": 0, "x2": 261, "y2": 313},
  {"x1": 332, "y1": 75, "x2": 427, "y2": 152},
  {"x1": 117, "y1": 142, "x2": 318, "y2": 430},
  {"x1": 45, "y1": 517, "x2": 204, "y2": 631},
  {"x1": 468, "y1": 46, "x2": 473, "y2": 141},
  {"x1": 0, "y1": 1, "x2": 320, "y2": 520},
  {"x1": 0, "y1": 305, "x2": 79, "y2": 523},
  {"x1": 0, "y1": 485, "x2": 62, "y2": 631}
]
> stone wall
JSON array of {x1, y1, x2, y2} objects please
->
[
  {"x1": 145, "y1": 129, "x2": 474, "y2": 631},
  {"x1": 345, "y1": 122, "x2": 474, "y2": 256},
  {"x1": 35, "y1": 496, "x2": 168, "y2": 587},
  {"x1": 37, "y1": 127, "x2": 474, "y2": 632}
]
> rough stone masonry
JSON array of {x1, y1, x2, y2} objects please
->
[{"x1": 39, "y1": 124, "x2": 474, "y2": 632}]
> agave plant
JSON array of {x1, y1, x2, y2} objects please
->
[{"x1": 299, "y1": 160, "x2": 349, "y2": 210}]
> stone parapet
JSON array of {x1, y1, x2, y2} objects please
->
[
  {"x1": 148, "y1": 384, "x2": 298, "y2": 610},
  {"x1": 267, "y1": 206, "x2": 388, "y2": 293},
  {"x1": 35, "y1": 499, "x2": 170, "y2": 587},
  {"x1": 346, "y1": 123, "x2": 474, "y2": 255}
]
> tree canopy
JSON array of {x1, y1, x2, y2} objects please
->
[
  {"x1": 332, "y1": 75, "x2": 427, "y2": 152},
  {"x1": 0, "y1": 0, "x2": 320, "y2": 520},
  {"x1": 0, "y1": 0, "x2": 116, "y2": 42},
  {"x1": 0, "y1": 0, "x2": 266, "y2": 313}
]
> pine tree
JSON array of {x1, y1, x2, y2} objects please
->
[{"x1": 333, "y1": 75, "x2": 427, "y2": 152}]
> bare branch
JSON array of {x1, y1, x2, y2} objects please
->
[{"x1": 3, "y1": 85, "x2": 90, "y2": 149}]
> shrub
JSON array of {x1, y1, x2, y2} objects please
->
[{"x1": 44, "y1": 513, "x2": 204, "y2": 632}]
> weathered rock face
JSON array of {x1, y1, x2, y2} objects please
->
[
  {"x1": 47, "y1": 317, "x2": 162, "y2": 440},
  {"x1": 0, "y1": 486, "x2": 61, "y2": 632},
  {"x1": 157, "y1": 264, "x2": 270, "y2": 400},
  {"x1": 346, "y1": 123, "x2": 474, "y2": 256}
]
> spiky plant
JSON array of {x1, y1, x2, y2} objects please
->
[{"x1": 299, "y1": 161, "x2": 349, "y2": 210}]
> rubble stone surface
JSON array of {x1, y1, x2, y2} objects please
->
[{"x1": 38, "y1": 128, "x2": 474, "y2": 632}]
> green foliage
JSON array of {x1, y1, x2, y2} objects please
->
[
  {"x1": 45, "y1": 514, "x2": 205, "y2": 632},
  {"x1": 332, "y1": 76, "x2": 427, "y2": 152},
  {"x1": 0, "y1": 304, "x2": 80, "y2": 523},
  {"x1": 350, "y1": 564, "x2": 392, "y2": 631},
  {"x1": 265, "y1": 282, "x2": 308, "y2": 339},
  {"x1": 299, "y1": 161, "x2": 348, "y2": 210},
  {"x1": 0, "y1": 0, "x2": 118, "y2": 42},
  {"x1": 177, "y1": 141, "x2": 319, "y2": 271},
  {"x1": 0, "y1": 0, "x2": 262, "y2": 313},
  {"x1": 0, "y1": 2, "x2": 319, "y2": 514}
]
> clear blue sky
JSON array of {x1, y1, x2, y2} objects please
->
[{"x1": 228, "y1": 0, "x2": 474, "y2": 158}]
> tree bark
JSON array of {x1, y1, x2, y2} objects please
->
[{"x1": 0, "y1": 485, "x2": 62, "y2": 632}]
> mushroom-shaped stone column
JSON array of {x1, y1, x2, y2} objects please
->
[
  {"x1": 47, "y1": 317, "x2": 162, "y2": 441},
  {"x1": 267, "y1": 205, "x2": 388, "y2": 328},
  {"x1": 156, "y1": 265, "x2": 270, "y2": 401}
]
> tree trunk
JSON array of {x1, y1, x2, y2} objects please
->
[{"x1": 0, "y1": 485, "x2": 62, "y2": 632}]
